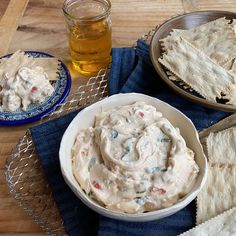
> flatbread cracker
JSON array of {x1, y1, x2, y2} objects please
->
[
  {"x1": 166, "y1": 71, "x2": 194, "y2": 92},
  {"x1": 230, "y1": 57, "x2": 236, "y2": 72},
  {"x1": 0, "y1": 57, "x2": 8, "y2": 65},
  {"x1": 187, "y1": 17, "x2": 230, "y2": 35},
  {"x1": 0, "y1": 50, "x2": 35, "y2": 80},
  {"x1": 199, "y1": 112, "x2": 236, "y2": 140},
  {"x1": 199, "y1": 112, "x2": 236, "y2": 156},
  {"x1": 206, "y1": 127, "x2": 236, "y2": 164},
  {"x1": 224, "y1": 83, "x2": 236, "y2": 105},
  {"x1": 192, "y1": 30, "x2": 236, "y2": 65},
  {"x1": 223, "y1": 58, "x2": 235, "y2": 70},
  {"x1": 160, "y1": 17, "x2": 230, "y2": 52},
  {"x1": 179, "y1": 207, "x2": 236, "y2": 236},
  {"x1": 159, "y1": 37, "x2": 235, "y2": 101},
  {"x1": 196, "y1": 163, "x2": 236, "y2": 224},
  {"x1": 160, "y1": 17, "x2": 236, "y2": 65},
  {"x1": 32, "y1": 58, "x2": 60, "y2": 81},
  {"x1": 232, "y1": 19, "x2": 236, "y2": 34},
  {"x1": 0, "y1": 50, "x2": 60, "y2": 82},
  {"x1": 160, "y1": 29, "x2": 185, "y2": 51}
]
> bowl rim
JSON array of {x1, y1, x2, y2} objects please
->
[
  {"x1": 150, "y1": 10, "x2": 236, "y2": 112},
  {"x1": 59, "y1": 93, "x2": 208, "y2": 221}
]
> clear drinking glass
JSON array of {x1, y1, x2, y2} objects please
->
[{"x1": 63, "y1": 0, "x2": 112, "y2": 76}]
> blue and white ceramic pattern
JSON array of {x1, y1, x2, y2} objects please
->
[{"x1": 0, "y1": 51, "x2": 72, "y2": 126}]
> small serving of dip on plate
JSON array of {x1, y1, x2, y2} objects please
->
[
  {"x1": 0, "y1": 66, "x2": 54, "y2": 112},
  {"x1": 72, "y1": 101, "x2": 199, "y2": 213},
  {"x1": 0, "y1": 50, "x2": 71, "y2": 125}
]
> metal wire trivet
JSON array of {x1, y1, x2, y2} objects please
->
[
  {"x1": 5, "y1": 69, "x2": 109, "y2": 235},
  {"x1": 5, "y1": 27, "x2": 157, "y2": 235}
]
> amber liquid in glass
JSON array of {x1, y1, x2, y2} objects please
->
[{"x1": 69, "y1": 18, "x2": 111, "y2": 76}]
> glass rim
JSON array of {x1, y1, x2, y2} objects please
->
[{"x1": 63, "y1": 0, "x2": 111, "y2": 22}]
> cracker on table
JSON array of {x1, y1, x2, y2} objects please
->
[
  {"x1": 179, "y1": 207, "x2": 236, "y2": 236},
  {"x1": 158, "y1": 37, "x2": 235, "y2": 101},
  {"x1": 206, "y1": 127, "x2": 236, "y2": 164},
  {"x1": 196, "y1": 163, "x2": 236, "y2": 224},
  {"x1": 199, "y1": 112, "x2": 236, "y2": 140}
]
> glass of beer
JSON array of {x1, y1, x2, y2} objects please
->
[{"x1": 63, "y1": 0, "x2": 112, "y2": 76}]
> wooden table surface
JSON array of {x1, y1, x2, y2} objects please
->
[{"x1": 0, "y1": 0, "x2": 235, "y2": 234}]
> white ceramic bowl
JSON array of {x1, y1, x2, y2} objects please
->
[{"x1": 59, "y1": 93, "x2": 207, "y2": 222}]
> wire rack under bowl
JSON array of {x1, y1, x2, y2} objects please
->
[
  {"x1": 4, "y1": 24, "x2": 159, "y2": 235},
  {"x1": 5, "y1": 69, "x2": 109, "y2": 236}
]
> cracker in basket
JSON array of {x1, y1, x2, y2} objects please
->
[
  {"x1": 166, "y1": 70, "x2": 179, "y2": 81},
  {"x1": 196, "y1": 163, "x2": 236, "y2": 224},
  {"x1": 230, "y1": 57, "x2": 236, "y2": 71},
  {"x1": 223, "y1": 83, "x2": 236, "y2": 105},
  {"x1": 207, "y1": 127, "x2": 236, "y2": 164},
  {"x1": 160, "y1": 29, "x2": 185, "y2": 51},
  {"x1": 192, "y1": 30, "x2": 236, "y2": 65},
  {"x1": 158, "y1": 37, "x2": 235, "y2": 101},
  {"x1": 160, "y1": 17, "x2": 230, "y2": 52},
  {"x1": 232, "y1": 19, "x2": 236, "y2": 34},
  {"x1": 166, "y1": 71, "x2": 193, "y2": 91},
  {"x1": 0, "y1": 57, "x2": 8, "y2": 65},
  {"x1": 188, "y1": 17, "x2": 230, "y2": 34},
  {"x1": 179, "y1": 207, "x2": 236, "y2": 236},
  {"x1": 225, "y1": 58, "x2": 236, "y2": 78},
  {"x1": 161, "y1": 19, "x2": 236, "y2": 66},
  {"x1": 223, "y1": 58, "x2": 235, "y2": 70}
]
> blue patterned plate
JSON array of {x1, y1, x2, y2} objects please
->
[{"x1": 0, "y1": 51, "x2": 72, "y2": 126}]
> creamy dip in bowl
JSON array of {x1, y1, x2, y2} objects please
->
[{"x1": 59, "y1": 93, "x2": 207, "y2": 221}]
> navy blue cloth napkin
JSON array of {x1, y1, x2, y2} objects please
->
[{"x1": 31, "y1": 40, "x2": 228, "y2": 236}]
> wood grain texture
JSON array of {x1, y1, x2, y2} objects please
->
[
  {"x1": 198, "y1": 0, "x2": 236, "y2": 11},
  {"x1": 0, "y1": 0, "x2": 29, "y2": 56},
  {"x1": 0, "y1": 0, "x2": 10, "y2": 19},
  {"x1": 0, "y1": 0, "x2": 236, "y2": 234},
  {"x1": 8, "y1": 0, "x2": 185, "y2": 61},
  {"x1": 182, "y1": 0, "x2": 200, "y2": 12}
]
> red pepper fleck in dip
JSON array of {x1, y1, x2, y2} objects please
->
[
  {"x1": 31, "y1": 86, "x2": 38, "y2": 93},
  {"x1": 92, "y1": 180, "x2": 101, "y2": 189},
  {"x1": 150, "y1": 186, "x2": 166, "y2": 194},
  {"x1": 139, "y1": 111, "x2": 144, "y2": 118}
]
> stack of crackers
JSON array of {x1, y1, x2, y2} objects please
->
[
  {"x1": 178, "y1": 121, "x2": 236, "y2": 235},
  {"x1": 158, "y1": 17, "x2": 236, "y2": 105}
]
